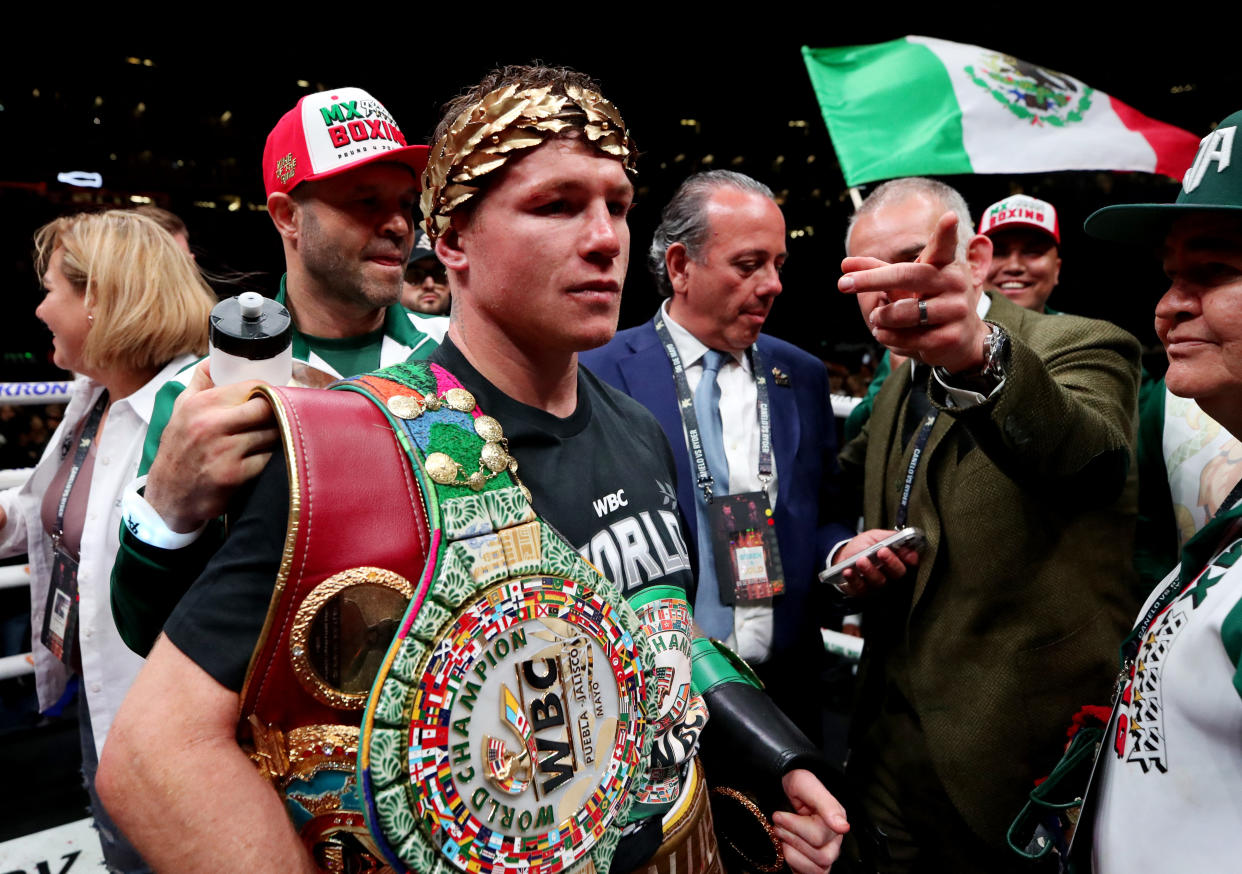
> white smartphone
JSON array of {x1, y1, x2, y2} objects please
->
[{"x1": 819, "y1": 526, "x2": 926, "y2": 587}]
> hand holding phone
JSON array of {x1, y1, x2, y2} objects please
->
[{"x1": 820, "y1": 527, "x2": 925, "y2": 596}]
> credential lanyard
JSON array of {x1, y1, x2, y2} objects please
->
[
  {"x1": 654, "y1": 312, "x2": 771, "y2": 503},
  {"x1": 52, "y1": 391, "x2": 108, "y2": 553},
  {"x1": 894, "y1": 369, "x2": 938, "y2": 529}
]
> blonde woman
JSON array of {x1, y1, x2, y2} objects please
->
[{"x1": 0, "y1": 210, "x2": 214, "y2": 871}]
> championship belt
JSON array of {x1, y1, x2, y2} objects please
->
[{"x1": 240, "y1": 361, "x2": 654, "y2": 874}]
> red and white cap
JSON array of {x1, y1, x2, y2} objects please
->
[
  {"x1": 262, "y1": 87, "x2": 429, "y2": 198},
  {"x1": 977, "y1": 194, "x2": 1060, "y2": 244}
]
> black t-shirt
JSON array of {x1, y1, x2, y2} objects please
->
[
  {"x1": 164, "y1": 338, "x2": 694, "y2": 692},
  {"x1": 434, "y1": 339, "x2": 693, "y2": 597}
]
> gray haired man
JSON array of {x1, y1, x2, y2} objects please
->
[
  {"x1": 835, "y1": 176, "x2": 1140, "y2": 871},
  {"x1": 583, "y1": 169, "x2": 854, "y2": 743}
]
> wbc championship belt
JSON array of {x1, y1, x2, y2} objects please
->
[{"x1": 241, "y1": 361, "x2": 654, "y2": 874}]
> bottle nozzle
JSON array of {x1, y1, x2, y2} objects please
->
[{"x1": 238, "y1": 292, "x2": 264, "y2": 320}]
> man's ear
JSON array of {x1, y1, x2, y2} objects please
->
[
  {"x1": 965, "y1": 233, "x2": 993, "y2": 288},
  {"x1": 267, "y1": 193, "x2": 298, "y2": 242},
  {"x1": 435, "y1": 227, "x2": 468, "y2": 272},
  {"x1": 666, "y1": 243, "x2": 691, "y2": 296}
]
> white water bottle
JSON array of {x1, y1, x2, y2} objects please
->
[{"x1": 208, "y1": 292, "x2": 293, "y2": 386}]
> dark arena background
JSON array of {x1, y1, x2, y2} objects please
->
[{"x1": 2, "y1": 31, "x2": 1239, "y2": 383}]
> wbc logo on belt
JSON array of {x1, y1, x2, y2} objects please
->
[
  {"x1": 483, "y1": 638, "x2": 608, "y2": 799},
  {"x1": 393, "y1": 575, "x2": 644, "y2": 872}
]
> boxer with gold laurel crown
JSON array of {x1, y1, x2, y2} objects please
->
[{"x1": 99, "y1": 65, "x2": 851, "y2": 873}]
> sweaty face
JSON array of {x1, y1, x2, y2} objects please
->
[
  {"x1": 294, "y1": 163, "x2": 418, "y2": 313},
  {"x1": 846, "y1": 192, "x2": 952, "y2": 325},
  {"x1": 668, "y1": 188, "x2": 786, "y2": 352},
  {"x1": 36, "y1": 247, "x2": 92, "y2": 375},
  {"x1": 453, "y1": 138, "x2": 632, "y2": 355},
  {"x1": 985, "y1": 228, "x2": 1060, "y2": 311},
  {"x1": 1156, "y1": 215, "x2": 1242, "y2": 432}
]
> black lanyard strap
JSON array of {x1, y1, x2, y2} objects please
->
[
  {"x1": 53, "y1": 391, "x2": 108, "y2": 550},
  {"x1": 895, "y1": 410, "x2": 937, "y2": 530},
  {"x1": 892, "y1": 366, "x2": 939, "y2": 529},
  {"x1": 654, "y1": 312, "x2": 772, "y2": 502}
]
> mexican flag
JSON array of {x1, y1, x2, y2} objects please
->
[{"x1": 802, "y1": 37, "x2": 1201, "y2": 186}]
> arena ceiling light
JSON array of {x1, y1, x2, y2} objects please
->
[{"x1": 56, "y1": 171, "x2": 102, "y2": 188}]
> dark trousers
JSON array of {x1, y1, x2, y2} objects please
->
[{"x1": 849, "y1": 694, "x2": 1048, "y2": 874}]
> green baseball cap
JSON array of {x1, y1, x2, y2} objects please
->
[{"x1": 1085, "y1": 108, "x2": 1242, "y2": 244}]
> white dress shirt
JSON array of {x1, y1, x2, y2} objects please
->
[
  {"x1": 661, "y1": 301, "x2": 777, "y2": 664},
  {"x1": 0, "y1": 354, "x2": 195, "y2": 757}
]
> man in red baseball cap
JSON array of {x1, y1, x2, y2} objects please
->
[
  {"x1": 978, "y1": 194, "x2": 1062, "y2": 313},
  {"x1": 259, "y1": 86, "x2": 431, "y2": 338},
  {"x1": 109, "y1": 87, "x2": 440, "y2": 656}
]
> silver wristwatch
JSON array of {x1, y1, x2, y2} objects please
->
[{"x1": 979, "y1": 320, "x2": 1009, "y2": 380}]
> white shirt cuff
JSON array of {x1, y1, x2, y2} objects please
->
[
  {"x1": 826, "y1": 538, "x2": 852, "y2": 571},
  {"x1": 120, "y1": 476, "x2": 207, "y2": 550},
  {"x1": 931, "y1": 368, "x2": 1007, "y2": 409}
]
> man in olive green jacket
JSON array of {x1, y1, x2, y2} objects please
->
[{"x1": 833, "y1": 177, "x2": 1139, "y2": 872}]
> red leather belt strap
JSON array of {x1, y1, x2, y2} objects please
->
[{"x1": 239, "y1": 385, "x2": 430, "y2": 737}]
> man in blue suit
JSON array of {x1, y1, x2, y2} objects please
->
[{"x1": 582, "y1": 170, "x2": 852, "y2": 740}]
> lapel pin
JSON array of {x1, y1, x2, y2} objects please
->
[{"x1": 771, "y1": 367, "x2": 791, "y2": 387}]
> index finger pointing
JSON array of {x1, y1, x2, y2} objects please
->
[{"x1": 918, "y1": 211, "x2": 961, "y2": 269}]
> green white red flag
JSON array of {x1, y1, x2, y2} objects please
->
[{"x1": 802, "y1": 37, "x2": 1201, "y2": 186}]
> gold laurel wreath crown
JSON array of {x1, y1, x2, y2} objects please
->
[{"x1": 421, "y1": 83, "x2": 636, "y2": 239}]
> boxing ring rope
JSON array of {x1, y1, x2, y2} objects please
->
[
  {"x1": 830, "y1": 393, "x2": 861, "y2": 418},
  {"x1": 0, "y1": 382, "x2": 74, "y2": 406},
  {"x1": 1, "y1": 381, "x2": 74, "y2": 680},
  {"x1": 0, "y1": 564, "x2": 30, "y2": 590}
]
